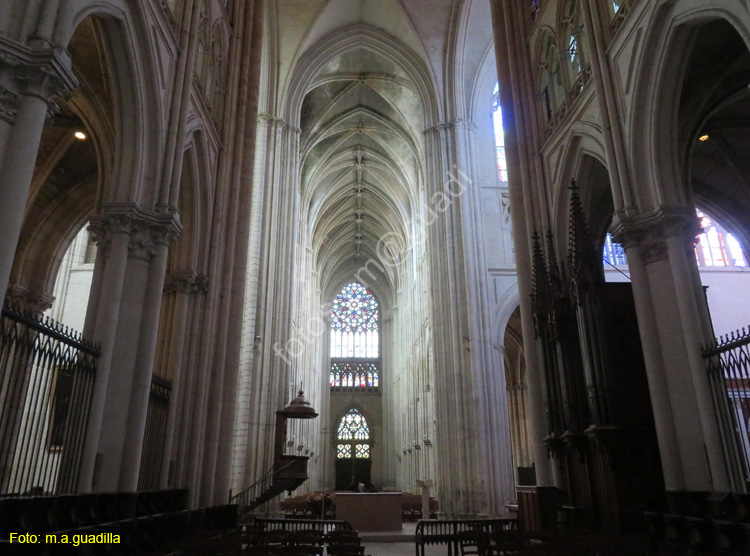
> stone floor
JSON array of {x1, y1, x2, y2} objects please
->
[{"x1": 356, "y1": 523, "x2": 446, "y2": 556}]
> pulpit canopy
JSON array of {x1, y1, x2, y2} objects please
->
[{"x1": 278, "y1": 390, "x2": 318, "y2": 419}]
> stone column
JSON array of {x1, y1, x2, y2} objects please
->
[
  {"x1": 159, "y1": 270, "x2": 209, "y2": 489},
  {"x1": 381, "y1": 312, "x2": 397, "y2": 490},
  {"x1": 80, "y1": 203, "x2": 180, "y2": 492},
  {"x1": 118, "y1": 217, "x2": 181, "y2": 491},
  {"x1": 613, "y1": 209, "x2": 734, "y2": 492},
  {"x1": 489, "y1": 0, "x2": 553, "y2": 487},
  {"x1": 242, "y1": 115, "x2": 300, "y2": 493},
  {"x1": 0, "y1": 37, "x2": 77, "y2": 300},
  {"x1": 423, "y1": 115, "x2": 512, "y2": 515},
  {"x1": 231, "y1": 114, "x2": 270, "y2": 495}
]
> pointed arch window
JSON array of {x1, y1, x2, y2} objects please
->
[
  {"x1": 337, "y1": 408, "x2": 370, "y2": 459},
  {"x1": 695, "y1": 210, "x2": 747, "y2": 267},
  {"x1": 561, "y1": 0, "x2": 585, "y2": 83},
  {"x1": 492, "y1": 83, "x2": 509, "y2": 183},
  {"x1": 537, "y1": 33, "x2": 564, "y2": 120}
]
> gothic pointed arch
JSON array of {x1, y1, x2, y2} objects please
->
[{"x1": 336, "y1": 407, "x2": 372, "y2": 460}]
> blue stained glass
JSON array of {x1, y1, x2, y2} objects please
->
[{"x1": 331, "y1": 283, "x2": 379, "y2": 333}]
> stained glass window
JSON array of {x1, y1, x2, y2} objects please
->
[
  {"x1": 337, "y1": 408, "x2": 371, "y2": 459},
  {"x1": 603, "y1": 233, "x2": 627, "y2": 267},
  {"x1": 602, "y1": 209, "x2": 747, "y2": 269},
  {"x1": 568, "y1": 34, "x2": 580, "y2": 73},
  {"x1": 695, "y1": 210, "x2": 747, "y2": 267},
  {"x1": 337, "y1": 408, "x2": 370, "y2": 441},
  {"x1": 530, "y1": 0, "x2": 540, "y2": 20},
  {"x1": 492, "y1": 83, "x2": 508, "y2": 183},
  {"x1": 330, "y1": 361, "x2": 379, "y2": 389},
  {"x1": 330, "y1": 283, "x2": 379, "y2": 358},
  {"x1": 332, "y1": 283, "x2": 378, "y2": 332}
]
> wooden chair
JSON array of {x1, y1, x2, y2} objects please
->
[
  {"x1": 488, "y1": 529, "x2": 523, "y2": 555},
  {"x1": 254, "y1": 529, "x2": 291, "y2": 548},
  {"x1": 458, "y1": 530, "x2": 492, "y2": 556},
  {"x1": 290, "y1": 531, "x2": 324, "y2": 546},
  {"x1": 326, "y1": 530, "x2": 361, "y2": 544},
  {"x1": 282, "y1": 546, "x2": 324, "y2": 556}
]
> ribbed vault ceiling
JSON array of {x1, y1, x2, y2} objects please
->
[{"x1": 301, "y1": 46, "x2": 424, "y2": 298}]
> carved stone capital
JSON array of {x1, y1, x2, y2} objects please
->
[
  {"x1": 0, "y1": 36, "x2": 78, "y2": 123},
  {"x1": 88, "y1": 203, "x2": 182, "y2": 261},
  {"x1": 4, "y1": 283, "x2": 55, "y2": 316},
  {"x1": 611, "y1": 207, "x2": 701, "y2": 265},
  {"x1": 0, "y1": 83, "x2": 19, "y2": 124},
  {"x1": 163, "y1": 270, "x2": 209, "y2": 295}
]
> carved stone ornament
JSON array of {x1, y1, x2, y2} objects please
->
[
  {"x1": 0, "y1": 36, "x2": 79, "y2": 123},
  {"x1": 4, "y1": 283, "x2": 55, "y2": 316},
  {"x1": 87, "y1": 203, "x2": 182, "y2": 261},
  {"x1": 0, "y1": 83, "x2": 19, "y2": 124},
  {"x1": 164, "y1": 270, "x2": 209, "y2": 295},
  {"x1": 424, "y1": 118, "x2": 478, "y2": 134},
  {"x1": 611, "y1": 207, "x2": 701, "y2": 266}
]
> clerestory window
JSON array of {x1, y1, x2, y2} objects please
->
[
  {"x1": 330, "y1": 283, "x2": 379, "y2": 358},
  {"x1": 492, "y1": 83, "x2": 509, "y2": 183},
  {"x1": 330, "y1": 283, "x2": 380, "y2": 391}
]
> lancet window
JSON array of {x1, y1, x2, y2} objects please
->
[{"x1": 492, "y1": 83, "x2": 509, "y2": 183}]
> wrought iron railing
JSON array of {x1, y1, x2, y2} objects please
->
[
  {"x1": 0, "y1": 305, "x2": 99, "y2": 495},
  {"x1": 137, "y1": 374, "x2": 172, "y2": 491},
  {"x1": 230, "y1": 459, "x2": 297, "y2": 510},
  {"x1": 703, "y1": 327, "x2": 750, "y2": 492}
]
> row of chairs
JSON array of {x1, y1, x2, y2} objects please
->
[
  {"x1": 665, "y1": 491, "x2": 750, "y2": 523},
  {"x1": 0, "y1": 490, "x2": 188, "y2": 538},
  {"x1": 415, "y1": 518, "x2": 517, "y2": 556},
  {"x1": 253, "y1": 518, "x2": 353, "y2": 535},
  {"x1": 245, "y1": 528, "x2": 366, "y2": 556},
  {"x1": 0, "y1": 504, "x2": 237, "y2": 556},
  {"x1": 454, "y1": 529, "x2": 648, "y2": 556},
  {"x1": 644, "y1": 511, "x2": 750, "y2": 555},
  {"x1": 402, "y1": 493, "x2": 438, "y2": 522}
]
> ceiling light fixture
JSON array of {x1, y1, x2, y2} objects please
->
[
  {"x1": 74, "y1": 131, "x2": 87, "y2": 140},
  {"x1": 699, "y1": 134, "x2": 709, "y2": 142}
]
